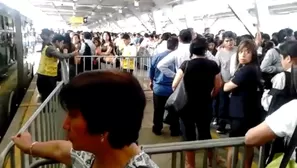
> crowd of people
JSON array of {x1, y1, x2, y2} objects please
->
[{"x1": 8, "y1": 26, "x2": 297, "y2": 168}]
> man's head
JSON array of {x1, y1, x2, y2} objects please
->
[
  {"x1": 167, "y1": 36, "x2": 179, "y2": 51},
  {"x1": 83, "y1": 32, "x2": 92, "y2": 40},
  {"x1": 280, "y1": 40, "x2": 297, "y2": 71},
  {"x1": 51, "y1": 34, "x2": 65, "y2": 49},
  {"x1": 59, "y1": 71, "x2": 146, "y2": 154},
  {"x1": 40, "y1": 28, "x2": 53, "y2": 42},
  {"x1": 222, "y1": 31, "x2": 236, "y2": 50},
  {"x1": 121, "y1": 33, "x2": 131, "y2": 46},
  {"x1": 179, "y1": 29, "x2": 192, "y2": 44}
]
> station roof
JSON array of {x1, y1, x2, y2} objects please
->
[{"x1": 26, "y1": 0, "x2": 297, "y2": 32}]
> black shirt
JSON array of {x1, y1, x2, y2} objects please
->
[
  {"x1": 229, "y1": 64, "x2": 260, "y2": 119},
  {"x1": 180, "y1": 58, "x2": 220, "y2": 114}
]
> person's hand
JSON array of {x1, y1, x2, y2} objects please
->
[
  {"x1": 149, "y1": 81, "x2": 153, "y2": 90},
  {"x1": 73, "y1": 50, "x2": 79, "y2": 56},
  {"x1": 11, "y1": 132, "x2": 33, "y2": 154}
]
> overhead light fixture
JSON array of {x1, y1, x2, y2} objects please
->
[
  {"x1": 119, "y1": 9, "x2": 122, "y2": 13},
  {"x1": 97, "y1": 5, "x2": 102, "y2": 9},
  {"x1": 99, "y1": 20, "x2": 102, "y2": 22},
  {"x1": 134, "y1": 0, "x2": 139, "y2": 7},
  {"x1": 92, "y1": 12, "x2": 95, "y2": 15},
  {"x1": 72, "y1": 12, "x2": 76, "y2": 16},
  {"x1": 73, "y1": 0, "x2": 78, "y2": 2},
  {"x1": 109, "y1": 13, "x2": 112, "y2": 17},
  {"x1": 103, "y1": 17, "x2": 106, "y2": 20}
]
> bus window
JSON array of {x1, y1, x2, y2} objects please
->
[
  {"x1": 7, "y1": 17, "x2": 13, "y2": 30},
  {"x1": 0, "y1": 32, "x2": 8, "y2": 69},
  {"x1": 7, "y1": 32, "x2": 15, "y2": 64}
]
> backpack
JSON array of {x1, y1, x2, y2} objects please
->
[
  {"x1": 268, "y1": 71, "x2": 296, "y2": 115},
  {"x1": 265, "y1": 71, "x2": 297, "y2": 165}
]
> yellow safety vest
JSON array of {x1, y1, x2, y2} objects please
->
[
  {"x1": 121, "y1": 45, "x2": 135, "y2": 70},
  {"x1": 37, "y1": 45, "x2": 58, "y2": 77}
]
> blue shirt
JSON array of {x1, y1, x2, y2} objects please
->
[{"x1": 149, "y1": 50, "x2": 175, "y2": 96}]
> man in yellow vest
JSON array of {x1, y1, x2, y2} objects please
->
[
  {"x1": 37, "y1": 34, "x2": 78, "y2": 102},
  {"x1": 121, "y1": 33, "x2": 137, "y2": 74}
]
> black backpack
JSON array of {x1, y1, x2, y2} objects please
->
[{"x1": 265, "y1": 71, "x2": 297, "y2": 166}]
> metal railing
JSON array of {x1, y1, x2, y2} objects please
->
[
  {"x1": 69, "y1": 55, "x2": 152, "y2": 90},
  {"x1": 28, "y1": 138, "x2": 265, "y2": 168},
  {"x1": 0, "y1": 82, "x2": 65, "y2": 168},
  {"x1": 0, "y1": 55, "x2": 266, "y2": 168}
]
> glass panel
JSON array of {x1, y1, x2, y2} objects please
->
[{"x1": 0, "y1": 16, "x2": 4, "y2": 30}]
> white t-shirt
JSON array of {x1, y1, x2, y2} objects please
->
[{"x1": 265, "y1": 99, "x2": 297, "y2": 160}]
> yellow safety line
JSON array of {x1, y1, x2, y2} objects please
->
[{"x1": 211, "y1": 131, "x2": 258, "y2": 168}]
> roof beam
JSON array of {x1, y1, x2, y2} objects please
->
[{"x1": 127, "y1": 4, "x2": 151, "y2": 32}]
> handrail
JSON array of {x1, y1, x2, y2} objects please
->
[
  {"x1": 29, "y1": 159, "x2": 59, "y2": 168},
  {"x1": 0, "y1": 82, "x2": 64, "y2": 167},
  {"x1": 28, "y1": 137, "x2": 249, "y2": 168}
]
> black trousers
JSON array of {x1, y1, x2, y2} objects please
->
[
  {"x1": 37, "y1": 74, "x2": 57, "y2": 102},
  {"x1": 153, "y1": 94, "x2": 169, "y2": 131},
  {"x1": 181, "y1": 107, "x2": 212, "y2": 141},
  {"x1": 217, "y1": 87, "x2": 230, "y2": 128},
  {"x1": 153, "y1": 93, "x2": 179, "y2": 132}
]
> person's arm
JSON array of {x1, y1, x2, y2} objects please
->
[
  {"x1": 46, "y1": 46, "x2": 76, "y2": 59},
  {"x1": 224, "y1": 66, "x2": 251, "y2": 92},
  {"x1": 157, "y1": 52, "x2": 176, "y2": 78},
  {"x1": 102, "y1": 44, "x2": 113, "y2": 55},
  {"x1": 172, "y1": 69, "x2": 183, "y2": 91},
  {"x1": 79, "y1": 43, "x2": 85, "y2": 55},
  {"x1": 229, "y1": 53, "x2": 237, "y2": 76},
  {"x1": 214, "y1": 51, "x2": 221, "y2": 67},
  {"x1": 212, "y1": 64, "x2": 222, "y2": 97},
  {"x1": 172, "y1": 61, "x2": 187, "y2": 90},
  {"x1": 206, "y1": 50, "x2": 218, "y2": 65},
  {"x1": 260, "y1": 49, "x2": 280, "y2": 73},
  {"x1": 212, "y1": 74, "x2": 223, "y2": 97},
  {"x1": 12, "y1": 132, "x2": 72, "y2": 166},
  {"x1": 149, "y1": 57, "x2": 156, "y2": 81},
  {"x1": 245, "y1": 100, "x2": 297, "y2": 146}
]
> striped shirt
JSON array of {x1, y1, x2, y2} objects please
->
[{"x1": 70, "y1": 149, "x2": 159, "y2": 168}]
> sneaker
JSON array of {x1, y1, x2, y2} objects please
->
[
  {"x1": 212, "y1": 118, "x2": 218, "y2": 126},
  {"x1": 170, "y1": 131, "x2": 181, "y2": 137},
  {"x1": 216, "y1": 128, "x2": 227, "y2": 134}
]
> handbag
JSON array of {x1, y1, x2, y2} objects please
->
[
  {"x1": 266, "y1": 123, "x2": 297, "y2": 168},
  {"x1": 164, "y1": 61, "x2": 189, "y2": 114}
]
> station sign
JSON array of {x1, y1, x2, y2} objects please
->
[{"x1": 69, "y1": 16, "x2": 84, "y2": 24}]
